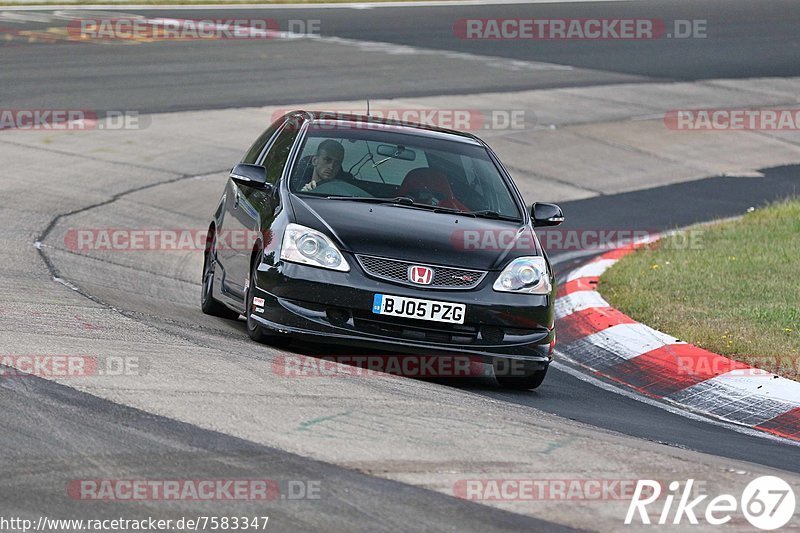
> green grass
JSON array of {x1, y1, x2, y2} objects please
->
[{"x1": 600, "y1": 198, "x2": 800, "y2": 381}]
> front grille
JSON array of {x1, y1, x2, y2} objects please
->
[{"x1": 355, "y1": 255, "x2": 486, "y2": 290}]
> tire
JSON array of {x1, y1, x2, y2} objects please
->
[
  {"x1": 246, "y1": 254, "x2": 290, "y2": 347},
  {"x1": 201, "y1": 229, "x2": 240, "y2": 320},
  {"x1": 493, "y1": 360, "x2": 548, "y2": 390}
]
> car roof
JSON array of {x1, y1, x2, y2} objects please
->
[{"x1": 287, "y1": 110, "x2": 485, "y2": 146}]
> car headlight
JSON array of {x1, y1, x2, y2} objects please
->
[
  {"x1": 280, "y1": 223, "x2": 350, "y2": 272},
  {"x1": 493, "y1": 256, "x2": 551, "y2": 294}
]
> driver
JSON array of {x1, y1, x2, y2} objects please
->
[{"x1": 299, "y1": 140, "x2": 351, "y2": 192}]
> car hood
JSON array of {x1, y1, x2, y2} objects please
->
[{"x1": 289, "y1": 196, "x2": 539, "y2": 270}]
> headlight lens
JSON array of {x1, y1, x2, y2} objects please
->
[
  {"x1": 493, "y1": 256, "x2": 551, "y2": 294},
  {"x1": 280, "y1": 223, "x2": 350, "y2": 272}
]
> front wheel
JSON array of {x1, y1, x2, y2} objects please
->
[
  {"x1": 493, "y1": 359, "x2": 548, "y2": 390},
  {"x1": 201, "y1": 230, "x2": 239, "y2": 320}
]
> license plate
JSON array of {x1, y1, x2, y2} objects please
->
[{"x1": 372, "y1": 294, "x2": 465, "y2": 324}]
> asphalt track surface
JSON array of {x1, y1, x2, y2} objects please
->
[
  {"x1": 2, "y1": 371, "x2": 578, "y2": 532},
  {"x1": 0, "y1": 0, "x2": 799, "y2": 112},
  {"x1": 2, "y1": 1, "x2": 800, "y2": 531}
]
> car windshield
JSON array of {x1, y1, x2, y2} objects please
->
[{"x1": 289, "y1": 121, "x2": 521, "y2": 219}]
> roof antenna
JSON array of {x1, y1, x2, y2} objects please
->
[{"x1": 366, "y1": 99, "x2": 371, "y2": 117}]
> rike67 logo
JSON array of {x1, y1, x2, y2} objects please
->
[{"x1": 626, "y1": 477, "x2": 796, "y2": 530}]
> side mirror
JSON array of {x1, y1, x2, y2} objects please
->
[
  {"x1": 531, "y1": 202, "x2": 564, "y2": 227},
  {"x1": 230, "y1": 163, "x2": 269, "y2": 188}
]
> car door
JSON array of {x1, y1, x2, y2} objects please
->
[
  {"x1": 218, "y1": 119, "x2": 284, "y2": 299},
  {"x1": 222, "y1": 121, "x2": 301, "y2": 300}
]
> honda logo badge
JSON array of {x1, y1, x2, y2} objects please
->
[{"x1": 408, "y1": 265, "x2": 434, "y2": 285}]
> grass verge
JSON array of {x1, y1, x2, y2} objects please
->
[{"x1": 600, "y1": 198, "x2": 800, "y2": 381}]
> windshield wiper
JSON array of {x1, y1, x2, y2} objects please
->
[
  {"x1": 323, "y1": 197, "x2": 519, "y2": 220},
  {"x1": 325, "y1": 196, "x2": 415, "y2": 205},
  {"x1": 464, "y1": 210, "x2": 521, "y2": 222},
  {"x1": 324, "y1": 196, "x2": 467, "y2": 214}
]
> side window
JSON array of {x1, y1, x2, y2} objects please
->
[
  {"x1": 261, "y1": 125, "x2": 301, "y2": 185},
  {"x1": 241, "y1": 120, "x2": 284, "y2": 164}
]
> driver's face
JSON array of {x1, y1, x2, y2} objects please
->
[{"x1": 312, "y1": 149, "x2": 343, "y2": 181}]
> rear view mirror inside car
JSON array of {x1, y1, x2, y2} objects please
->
[{"x1": 376, "y1": 144, "x2": 416, "y2": 161}]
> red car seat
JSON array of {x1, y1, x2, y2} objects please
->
[{"x1": 397, "y1": 168, "x2": 469, "y2": 211}]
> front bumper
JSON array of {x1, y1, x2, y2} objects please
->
[{"x1": 251, "y1": 257, "x2": 555, "y2": 364}]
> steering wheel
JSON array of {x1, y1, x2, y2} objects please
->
[{"x1": 311, "y1": 179, "x2": 370, "y2": 197}]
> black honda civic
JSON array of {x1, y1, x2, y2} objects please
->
[{"x1": 202, "y1": 111, "x2": 564, "y2": 389}]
